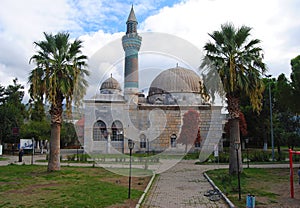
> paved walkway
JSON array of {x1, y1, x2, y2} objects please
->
[{"x1": 142, "y1": 160, "x2": 228, "y2": 208}]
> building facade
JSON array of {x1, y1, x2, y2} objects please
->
[{"x1": 83, "y1": 7, "x2": 224, "y2": 155}]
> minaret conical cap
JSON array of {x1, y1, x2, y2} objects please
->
[{"x1": 127, "y1": 5, "x2": 137, "y2": 23}]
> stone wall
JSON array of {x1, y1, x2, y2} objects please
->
[{"x1": 83, "y1": 101, "x2": 224, "y2": 155}]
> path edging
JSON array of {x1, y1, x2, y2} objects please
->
[
  {"x1": 203, "y1": 172, "x2": 235, "y2": 208},
  {"x1": 135, "y1": 172, "x2": 156, "y2": 208}
]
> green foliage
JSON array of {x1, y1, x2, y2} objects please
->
[
  {"x1": 29, "y1": 32, "x2": 89, "y2": 115},
  {"x1": 0, "y1": 78, "x2": 26, "y2": 143},
  {"x1": 290, "y1": 55, "x2": 300, "y2": 113},
  {"x1": 66, "y1": 153, "x2": 90, "y2": 162},
  {"x1": 60, "y1": 122, "x2": 78, "y2": 147},
  {"x1": 201, "y1": 23, "x2": 266, "y2": 113},
  {"x1": 20, "y1": 120, "x2": 50, "y2": 141},
  {"x1": 29, "y1": 99, "x2": 46, "y2": 121},
  {"x1": 249, "y1": 150, "x2": 270, "y2": 162},
  {"x1": 183, "y1": 152, "x2": 199, "y2": 160}
]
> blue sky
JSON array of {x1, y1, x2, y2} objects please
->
[
  {"x1": 0, "y1": 0, "x2": 300, "y2": 101},
  {"x1": 68, "y1": 0, "x2": 182, "y2": 34}
]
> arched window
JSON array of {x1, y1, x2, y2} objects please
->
[
  {"x1": 111, "y1": 120, "x2": 124, "y2": 141},
  {"x1": 93, "y1": 120, "x2": 107, "y2": 141},
  {"x1": 170, "y1": 134, "x2": 177, "y2": 148},
  {"x1": 140, "y1": 134, "x2": 146, "y2": 149}
]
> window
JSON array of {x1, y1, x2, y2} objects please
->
[
  {"x1": 111, "y1": 120, "x2": 124, "y2": 141},
  {"x1": 195, "y1": 142, "x2": 201, "y2": 148},
  {"x1": 170, "y1": 134, "x2": 177, "y2": 148},
  {"x1": 140, "y1": 134, "x2": 146, "y2": 149},
  {"x1": 93, "y1": 121, "x2": 107, "y2": 141}
]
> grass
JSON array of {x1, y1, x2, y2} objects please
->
[
  {"x1": 206, "y1": 168, "x2": 292, "y2": 207},
  {"x1": 0, "y1": 164, "x2": 151, "y2": 208},
  {"x1": 0, "y1": 157, "x2": 9, "y2": 161}
]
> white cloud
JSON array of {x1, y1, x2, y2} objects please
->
[
  {"x1": 140, "y1": 0, "x2": 300, "y2": 77},
  {"x1": 0, "y1": 0, "x2": 300, "y2": 103}
]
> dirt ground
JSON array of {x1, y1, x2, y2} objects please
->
[
  {"x1": 250, "y1": 169, "x2": 300, "y2": 208},
  {"x1": 104, "y1": 176, "x2": 151, "y2": 208}
]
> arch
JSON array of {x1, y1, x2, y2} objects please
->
[{"x1": 93, "y1": 120, "x2": 107, "y2": 141}]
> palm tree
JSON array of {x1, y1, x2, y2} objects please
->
[
  {"x1": 201, "y1": 23, "x2": 266, "y2": 174},
  {"x1": 29, "y1": 32, "x2": 89, "y2": 171}
]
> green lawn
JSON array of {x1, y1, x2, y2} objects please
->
[
  {"x1": 0, "y1": 164, "x2": 151, "y2": 208},
  {"x1": 206, "y1": 168, "x2": 300, "y2": 207},
  {"x1": 0, "y1": 157, "x2": 9, "y2": 161}
]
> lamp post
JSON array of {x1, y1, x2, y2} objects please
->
[
  {"x1": 265, "y1": 74, "x2": 275, "y2": 161},
  {"x1": 31, "y1": 138, "x2": 34, "y2": 165},
  {"x1": 128, "y1": 139, "x2": 135, "y2": 199},
  {"x1": 245, "y1": 138, "x2": 249, "y2": 168},
  {"x1": 235, "y1": 142, "x2": 241, "y2": 201}
]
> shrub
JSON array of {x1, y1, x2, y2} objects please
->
[
  {"x1": 67, "y1": 154, "x2": 75, "y2": 161},
  {"x1": 249, "y1": 150, "x2": 270, "y2": 162},
  {"x1": 275, "y1": 151, "x2": 288, "y2": 161}
]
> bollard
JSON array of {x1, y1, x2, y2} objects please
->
[
  {"x1": 246, "y1": 194, "x2": 251, "y2": 208},
  {"x1": 246, "y1": 195, "x2": 255, "y2": 208},
  {"x1": 251, "y1": 195, "x2": 255, "y2": 208}
]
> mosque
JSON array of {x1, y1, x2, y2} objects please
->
[{"x1": 83, "y1": 7, "x2": 224, "y2": 155}]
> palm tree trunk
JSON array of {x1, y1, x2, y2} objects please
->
[
  {"x1": 229, "y1": 118, "x2": 243, "y2": 175},
  {"x1": 48, "y1": 99, "x2": 63, "y2": 172},
  {"x1": 227, "y1": 94, "x2": 243, "y2": 175},
  {"x1": 48, "y1": 122, "x2": 61, "y2": 171}
]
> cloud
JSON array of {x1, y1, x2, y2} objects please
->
[
  {"x1": 0, "y1": 0, "x2": 300, "y2": 103},
  {"x1": 140, "y1": 0, "x2": 300, "y2": 77}
]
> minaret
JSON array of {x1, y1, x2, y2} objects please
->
[{"x1": 122, "y1": 6, "x2": 142, "y2": 102}]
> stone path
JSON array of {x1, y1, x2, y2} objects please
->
[{"x1": 142, "y1": 160, "x2": 228, "y2": 208}]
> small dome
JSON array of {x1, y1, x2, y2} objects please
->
[
  {"x1": 148, "y1": 67, "x2": 202, "y2": 96},
  {"x1": 100, "y1": 76, "x2": 121, "y2": 91},
  {"x1": 100, "y1": 75, "x2": 122, "y2": 94}
]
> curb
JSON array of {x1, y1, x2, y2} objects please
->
[
  {"x1": 135, "y1": 172, "x2": 156, "y2": 208},
  {"x1": 203, "y1": 172, "x2": 235, "y2": 208}
]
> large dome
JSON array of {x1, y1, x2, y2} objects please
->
[{"x1": 148, "y1": 67, "x2": 202, "y2": 96}]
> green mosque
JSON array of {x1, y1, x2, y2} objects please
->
[{"x1": 83, "y1": 7, "x2": 224, "y2": 155}]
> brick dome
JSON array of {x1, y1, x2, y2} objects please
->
[{"x1": 148, "y1": 67, "x2": 202, "y2": 96}]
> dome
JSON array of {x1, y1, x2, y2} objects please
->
[
  {"x1": 100, "y1": 75, "x2": 122, "y2": 94},
  {"x1": 148, "y1": 67, "x2": 202, "y2": 96}
]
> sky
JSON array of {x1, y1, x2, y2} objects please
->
[{"x1": 0, "y1": 0, "x2": 300, "y2": 102}]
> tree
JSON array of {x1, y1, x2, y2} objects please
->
[
  {"x1": 0, "y1": 78, "x2": 26, "y2": 144},
  {"x1": 177, "y1": 110, "x2": 200, "y2": 152},
  {"x1": 224, "y1": 111, "x2": 248, "y2": 138},
  {"x1": 201, "y1": 23, "x2": 266, "y2": 174},
  {"x1": 29, "y1": 32, "x2": 89, "y2": 171},
  {"x1": 290, "y1": 55, "x2": 300, "y2": 113},
  {"x1": 60, "y1": 121, "x2": 78, "y2": 147}
]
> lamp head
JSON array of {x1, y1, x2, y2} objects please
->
[{"x1": 128, "y1": 139, "x2": 134, "y2": 149}]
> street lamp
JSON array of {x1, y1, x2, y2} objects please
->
[
  {"x1": 31, "y1": 138, "x2": 35, "y2": 165},
  {"x1": 235, "y1": 142, "x2": 241, "y2": 201},
  {"x1": 265, "y1": 74, "x2": 275, "y2": 161},
  {"x1": 245, "y1": 138, "x2": 249, "y2": 168},
  {"x1": 128, "y1": 139, "x2": 135, "y2": 199}
]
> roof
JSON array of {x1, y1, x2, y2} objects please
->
[
  {"x1": 127, "y1": 6, "x2": 137, "y2": 23},
  {"x1": 148, "y1": 66, "x2": 202, "y2": 96},
  {"x1": 100, "y1": 75, "x2": 122, "y2": 91}
]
